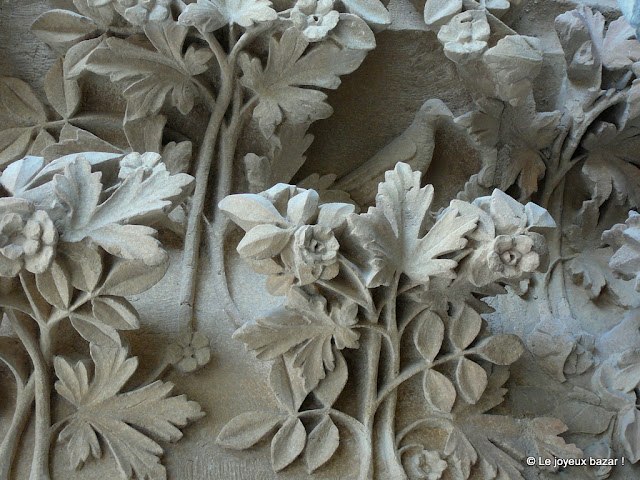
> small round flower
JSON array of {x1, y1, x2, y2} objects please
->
[
  {"x1": 487, "y1": 234, "x2": 540, "y2": 278},
  {"x1": 118, "y1": 152, "x2": 163, "y2": 180},
  {"x1": 404, "y1": 449, "x2": 448, "y2": 480},
  {"x1": 0, "y1": 199, "x2": 57, "y2": 277},
  {"x1": 118, "y1": 0, "x2": 170, "y2": 26},
  {"x1": 291, "y1": 0, "x2": 340, "y2": 42},
  {"x1": 168, "y1": 331, "x2": 211, "y2": 373},
  {"x1": 437, "y1": 10, "x2": 490, "y2": 63},
  {"x1": 284, "y1": 224, "x2": 340, "y2": 285}
]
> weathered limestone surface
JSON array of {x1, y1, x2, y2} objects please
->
[{"x1": 3, "y1": 0, "x2": 640, "y2": 479}]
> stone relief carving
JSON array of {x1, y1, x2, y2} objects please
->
[{"x1": 4, "y1": 0, "x2": 640, "y2": 479}]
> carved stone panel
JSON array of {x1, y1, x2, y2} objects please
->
[{"x1": 3, "y1": 0, "x2": 640, "y2": 479}]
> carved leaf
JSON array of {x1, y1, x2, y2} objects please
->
[
  {"x1": 341, "y1": 0, "x2": 390, "y2": 27},
  {"x1": 86, "y1": 22, "x2": 212, "y2": 119},
  {"x1": 414, "y1": 310, "x2": 444, "y2": 362},
  {"x1": 600, "y1": 16, "x2": 640, "y2": 70},
  {"x1": 423, "y1": 368, "x2": 456, "y2": 413},
  {"x1": 0, "y1": 77, "x2": 47, "y2": 124},
  {"x1": 44, "y1": 58, "x2": 81, "y2": 119},
  {"x1": 234, "y1": 288, "x2": 359, "y2": 391},
  {"x1": 53, "y1": 156, "x2": 193, "y2": 264},
  {"x1": 305, "y1": 415, "x2": 339, "y2": 473},
  {"x1": 0, "y1": 127, "x2": 34, "y2": 167},
  {"x1": 31, "y1": 9, "x2": 99, "y2": 48},
  {"x1": 270, "y1": 356, "x2": 307, "y2": 414},
  {"x1": 346, "y1": 162, "x2": 477, "y2": 287},
  {"x1": 239, "y1": 27, "x2": 366, "y2": 138},
  {"x1": 581, "y1": 121, "x2": 640, "y2": 207},
  {"x1": 474, "y1": 335, "x2": 525, "y2": 365},
  {"x1": 178, "y1": 0, "x2": 277, "y2": 32},
  {"x1": 216, "y1": 411, "x2": 284, "y2": 449},
  {"x1": 313, "y1": 349, "x2": 348, "y2": 407},
  {"x1": 91, "y1": 296, "x2": 140, "y2": 330},
  {"x1": 55, "y1": 345, "x2": 204, "y2": 479},
  {"x1": 423, "y1": 0, "x2": 462, "y2": 30},
  {"x1": 35, "y1": 259, "x2": 73, "y2": 310},
  {"x1": 448, "y1": 303, "x2": 482, "y2": 351},
  {"x1": 98, "y1": 258, "x2": 169, "y2": 296},
  {"x1": 57, "y1": 241, "x2": 103, "y2": 293},
  {"x1": 455, "y1": 358, "x2": 488, "y2": 405},
  {"x1": 271, "y1": 416, "x2": 306, "y2": 472}
]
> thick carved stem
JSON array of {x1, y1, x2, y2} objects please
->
[
  {"x1": 179, "y1": 33, "x2": 234, "y2": 328},
  {"x1": 7, "y1": 311, "x2": 51, "y2": 480},
  {"x1": 0, "y1": 375, "x2": 35, "y2": 480}
]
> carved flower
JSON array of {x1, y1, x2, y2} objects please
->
[
  {"x1": 167, "y1": 331, "x2": 211, "y2": 373},
  {"x1": 118, "y1": 152, "x2": 163, "y2": 180},
  {"x1": 117, "y1": 0, "x2": 170, "y2": 25},
  {"x1": 437, "y1": 10, "x2": 490, "y2": 63},
  {"x1": 487, "y1": 234, "x2": 540, "y2": 277},
  {"x1": 404, "y1": 449, "x2": 448, "y2": 480},
  {"x1": 281, "y1": 224, "x2": 339, "y2": 285},
  {"x1": 290, "y1": 0, "x2": 340, "y2": 42},
  {"x1": 0, "y1": 198, "x2": 57, "y2": 276},
  {"x1": 220, "y1": 185, "x2": 355, "y2": 295}
]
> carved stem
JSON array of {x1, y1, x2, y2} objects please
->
[
  {"x1": 373, "y1": 273, "x2": 407, "y2": 479},
  {"x1": 0, "y1": 375, "x2": 35, "y2": 480},
  {"x1": 7, "y1": 311, "x2": 51, "y2": 480},
  {"x1": 207, "y1": 96, "x2": 258, "y2": 328},
  {"x1": 179, "y1": 32, "x2": 234, "y2": 329}
]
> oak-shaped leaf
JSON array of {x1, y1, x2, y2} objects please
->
[
  {"x1": 178, "y1": 0, "x2": 277, "y2": 32},
  {"x1": 85, "y1": 22, "x2": 212, "y2": 120},
  {"x1": 239, "y1": 27, "x2": 366, "y2": 139},
  {"x1": 233, "y1": 287, "x2": 359, "y2": 391},
  {"x1": 216, "y1": 411, "x2": 285, "y2": 449},
  {"x1": 271, "y1": 416, "x2": 306, "y2": 472},
  {"x1": 53, "y1": 155, "x2": 193, "y2": 264},
  {"x1": 346, "y1": 162, "x2": 478, "y2": 288},
  {"x1": 55, "y1": 344, "x2": 204, "y2": 479},
  {"x1": 305, "y1": 415, "x2": 339, "y2": 473}
]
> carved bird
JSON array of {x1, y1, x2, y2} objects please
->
[{"x1": 334, "y1": 99, "x2": 455, "y2": 207}]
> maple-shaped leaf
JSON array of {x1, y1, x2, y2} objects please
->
[
  {"x1": 178, "y1": 0, "x2": 277, "y2": 32},
  {"x1": 86, "y1": 22, "x2": 212, "y2": 120},
  {"x1": 600, "y1": 15, "x2": 640, "y2": 70},
  {"x1": 444, "y1": 414, "x2": 581, "y2": 480},
  {"x1": 499, "y1": 110, "x2": 562, "y2": 201},
  {"x1": 239, "y1": 27, "x2": 366, "y2": 139},
  {"x1": 55, "y1": 344, "x2": 204, "y2": 480},
  {"x1": 346, "y1": 162, "x2": 478, "y2": 287},
  {"x1": 233, "y1": 287, "x2": 359, "y2": 391},
  {"x1": 53, "y1": 155, "x2": 193, "y2": 264},
  {"x1": 581, "y1": 121, "x2": 640, "y2": 207}
]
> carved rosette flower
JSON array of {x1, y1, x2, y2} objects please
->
[
  {"x1": 404, "y1": 449, "x2": 448, "y2": 480},
  {"x1": 0, "y1": 198, "x2": 57, "y2": 276},
  {"x1": 117, "y1": 0, "x2": 170, "y2": 25},
  {"x1": 487, "y1": 234, "x2": 540, "y2": 277},
  {"x1": 290, "y1": 0, "x2": 340, "y2": 42},
  {"x1": 282, "y1": 224, "x2": 339, "y2": 285},
  {"x1": 437, "y1": 10, "x2": 490, "y2": 63},
  {"x1": 219, "y1": 185, "x2": 355, "y2": 295},
  {"x1": 118, "y1": 152, "x2": 163, "y2": 180},
  {"x1": 168, "y1": 331, "x2": 212, "y2": 373}
]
